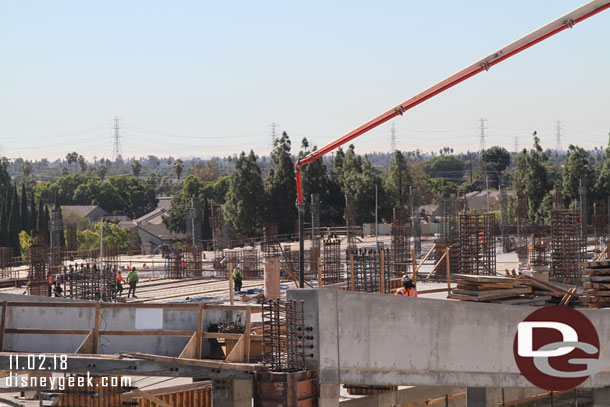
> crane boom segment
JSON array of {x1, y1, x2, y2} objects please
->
[{"x1": 294, "y1": 0, "x2": 610, "y2": 204}]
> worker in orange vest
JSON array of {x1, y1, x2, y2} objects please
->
[{"x1": 395, "y1": 275, "x2": 418, "y2": 297}]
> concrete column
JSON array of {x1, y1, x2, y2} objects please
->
[
  {"x1": 213, "y1": 378, "x2": 252, "y2": 407},
  {"x1": 319, "y1": 383, "x2": 340, "y2": 407},
  {"x1": 467, "y1": 387, "x2": 486, "y2": 407},
  {"x1": 593, "y1": 387, "x2": 610, "y2": 407}
]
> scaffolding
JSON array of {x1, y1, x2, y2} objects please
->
[
  {"x1": 49, "y1": 206, "x2": 63, "y2": 276},
  {"x1": 262, "y1": 225, "x2": 282, "y2": 258},
  {"x1": 345, "y1": 196, "x2": 357, "y2": 250},
  {"x1": 262, "y1": 299, "x2": 305, "y2": 372},
  {"x1": 391, "y1": 207, "x2": 410, "y2": 279},
  {"x1": 322, "y1": 238, "x2": 342, "y2": 285},
  {"x1": 0, "y1": 247, "x2": 13, "y2": 279},
  {"x1": 459, "y1": 213, "x2": 496, "y2": 275},
  {"x1": 347, "y1": 248, "x2": 391, "y2": 293},
  {"x1": 550, "y1": 209, "x2": 584, "y2": 282}
]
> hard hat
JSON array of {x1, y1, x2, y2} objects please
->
[{"x1": 401, "y1": 274, "x2": 411, "y2": 284}]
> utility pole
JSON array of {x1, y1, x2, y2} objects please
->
[
  {"x1": 390, "y1": 122, "x2": 397, "y2": 154},
  {"x1": 479, "y1": 118, "x2": 488, "y2": 152},
  {"x1": 112, "y1": 116, "x2": 122, "y2": 162},
  {"x1": 555, "y1": 121, "x2": 563, "y2": 152}
]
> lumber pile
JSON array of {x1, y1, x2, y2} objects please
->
[
  {"x1": 448, "y1": 274, "x2": 536, "y2": 304},
  {"x1": 582, "y1": 260, "x2": 610, "y2": 308},
  {"x1": 448, "y1": 274, "x2": 578, "y2": 306}
]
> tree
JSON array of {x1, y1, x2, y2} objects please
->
[
  {"x1": 595, "y1": 134, "x2": 610, "y2": 198},
  {"x1": 21, "y1": 161, "x2": 33, "y2": 179},
  {"x1": 131, "y1": 160, "x2": 142, "y2": 179},
  {"x1": 385, "y1": 150, "x2": 412, "y2": 208},
  {"x1": 97, "y1": 164, "x2": 108, "y2": 181},
  {"x1": 65, "y1": 152, "x2": 78, "y2": 173},
  {"x1": 225, "y1": 151, "x2": 265, "y2": 237},
  {"x1": 562, "y1": 144, "x2": 594, "y2": 209},
  {"x1": 424, "y1": 155, "x2": 465, "y2": 182},
  {"x1": 265, "y1": 132, "x2": 296, "y2": 234},
  {"x1": 513, "y1": 133, "x2": 552, "y2": 223},
  {"x1": 174, "y1": 159, "x2": 184, "y2": 180},
  {"x1": 194, "y1": 159, "x2": 220, "y2": 182},
  {"x1": 77, "y1": 155, "x2": 87, "y2": 173},
  {"x1": 20, "y1": 183, "x2": 28, "y2": 233},
  {"x1": 481, "y1": 146, "x2": 511, "y2": 188}
]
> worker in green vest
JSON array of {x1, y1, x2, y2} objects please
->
[
  {"x1": 127, "y1": 266, "x2": 139, "y2": 299},
  {"x1": 232, "y1": 264, "x2": 243, "y2": 292}
]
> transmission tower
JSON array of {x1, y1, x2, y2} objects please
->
[
  {"x1": 390, "y1": 122, "x2": 397, "y2": 153},
  {"x1": 479, "y1": 118, "x2": 488, "y2": 152},
  {"x1": 112, "y1": 116, "x2": 122, "y2": 161},
  {"x1": 555, "y1": 120, "x2": 563, "y2": 151},
  {"x1": 513, "y1": 136, "x2": 519, "y2": 153},
  {"x1": 269, "y1": 122, "x2": 279, "y2": 148}
]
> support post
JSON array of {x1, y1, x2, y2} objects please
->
[
  {"x1": 350, "y1": 252, "x2": 355, "y2": 291},
  {"x1": 467, "y1": 387, "x2": 486, "y2": 407},
  {"x1": 317, "y1": 257, "x2": 322, "y2": 287},
  {"x1": 298, "y1": 203, "x2": 305, "y2": 288},
  {"x1": 229, "y1": 262, "x2": 234, "y2": 306},
  {"x1": 446, "y1": 246, "x2": 451, "y2": 295},
  {"x1": 93, "y1": 303, "x2": 101, "y2": 354},
  {"x1": 593, "y1": 387, "x2": 610, "y2": 407},
  {"x1": 196, "y1": 304, "x2": 204, "y2": 359},
  {"x1": 411, "y1": 248, "x2": 417, "y2": 281},
  {"x1": 380, "y1": 249, "x2": 385, "y2": 294},
  {"x1": 244, "y1": 306, "x2": 251, "y2": 363}
]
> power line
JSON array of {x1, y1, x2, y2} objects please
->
[
  {"x1": 112, "y1": 116, "x2": 122, "y2": 161},
  {"x1": 269, "y1": 122, "x2": 279, "y2": 149}
]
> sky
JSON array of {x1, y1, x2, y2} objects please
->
[{"x1": 1, "y1": 1, "x2": 609, "y2": 161}]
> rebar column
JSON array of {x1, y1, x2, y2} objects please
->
[
  {"x1": 550, "y1": 208, "x2": 584, "y2": 282},
  {"x1": 345, "y1": 196, "x2": 356, "y2": 250},
  {"x1": 459, "y1": 213, "x2": 496, "y2": 275}
]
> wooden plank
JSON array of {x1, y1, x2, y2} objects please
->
[
  {"x1": 456, "y1": 283, "x2": 523, "y2": 290},
  {"x1": 179, "y1": 333, "x2": 199, "y2": 359},
  {"x1": 94, "y1": 303, "x2": 101, "y2": 354},
  {"x1": 414, "y1": 244, "x2": 435, "y2": 274},
  {"x1": 102, "y1": 330, "x2": 194, "y2": 337},
  {"x1": 196, "y1": 305, "x2": 204, "y2": 359},
  {"x1": 75, "y1": 330, "x2": 96, "y2": 354},
  {"x1": 132, "y1": 389, "x2": 173, "y2": 407},
  {"x1": 5, "y1": 328, "x2": 92, "y2": 335},
  {"x1": 454, "y1": 274, "x2": 521, "y2": 284},
  {"x1": 0, "y1": 301, "x2": 7, "y2": 352},
  {"x1": 119, "y1": 351, "x2": 257, "y2": 372},
  {"x1": 446, "y1": 247, "x2": 451, "y2": 296},
  {"x1": 229, "y1": 262, "x2": 234, "y2": 306},
  {"x1": 453, "y1": 287, "x2": 532, "y2": 296},
  {"x1": 244, "y1": 306, "x2": 251, "y2": 363}
]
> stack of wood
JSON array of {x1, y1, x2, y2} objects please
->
[
  {"x1": 449, "y1": 274, "x2": 536, "y2": 304},
  {"x1": 582, "y1": 260, "x2": 610, "y2": 308}
]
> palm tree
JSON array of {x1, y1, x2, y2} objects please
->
[
  {"x1": 174, "y1": 159, "x2": 184, "y2": 180},
  {"x1": 131, "y1": 160, "x2": 142, "y2": 179}
]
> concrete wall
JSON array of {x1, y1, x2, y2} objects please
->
[
  {"x1": 288, "y1": 289, "x2": 610, "y2": 389},
  {"x1": 3, "y1": 301, "x2": 243, "y2": 358}
]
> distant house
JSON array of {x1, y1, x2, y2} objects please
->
[
  {"x1": 133, "y1": 197, "x2": 185, "y2": 254},
  {"x1": 464, "y1": 190, "x2": 513, "y2": 211},
  {"x1": 60, "y1": 205, "x2": 108, "y2": 222}
]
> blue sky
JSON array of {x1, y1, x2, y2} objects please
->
[{"x1": 1, "y1": 1, "x2": 609, "y2": 161}]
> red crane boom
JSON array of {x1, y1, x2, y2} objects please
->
[{"x1": 294, "y1": 0, "x2": 610, "y2": 204}]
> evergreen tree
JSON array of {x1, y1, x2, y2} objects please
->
[
  {"x1": 595, "y1": 134, "x2": 610, "y2": 198},
  {"x1": 8, "y1": 189, "x2": 20, "y2": 255},
  {"x1": 265, "y1": 132, "x2": 296, "y2": 234},
  {"x1": 385, "y1": 150, "x2": 412, "y2": 208},
  {"x1": 513, "y1": 133, "x2": 552, "y2": 223},
  {"x1": 562, "y1": 145, "x2": 594, "y2": 209},
  {"x1": 225, "y1": 150, "x2": 265, "y2": 238},
  {"x1": 29, "y1": 194, "x2": 36, "y2": 234},
  {"x1": 20, "y1": 183, "x2": 28, "y2": 233}
]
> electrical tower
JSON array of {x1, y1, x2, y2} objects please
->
[
  {"x1": 478, "y1": 118, "x2": 488, "y2": 152},
  {"x1": 269, "y1": 122, "x2": 279, "y2": 148},
  {"x1": 390, "y1": 122, "x2": 397, "y2": 153},
  {"x1": 112, "y1": 116, "x2": 122, "y2": 161},
  {"x1": 555, "y1": 120, "x2": 563, "y2": 151},
  {"x1": 513, "y1": 136, "x2": 519, "y2": 153}
]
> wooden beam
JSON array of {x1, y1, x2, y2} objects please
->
[
  {"x1": 0, "y1": 301, "x2": 7, "y2": 352},
  {"x1": 350, "y1": 252, "x2": 355, "y2": 291},
  {"x1": 414, "y1": 243, "x2": 436, "y2": 274},
  {"x1": 225, "y1": 334, "x2": 246, "y2": 362},
  {"x1": 93, "y1": 303, "x2": 101, "y2": 354},
  {"x1": 229, "y1": 262, "x2": 234, "y2": 306},
  {"x1": 380, "y1": 249, "x2": 385, "y2": 294},
  {"x1": 317, "y1": 257, "x2": 322, "y2": 287},
  {"x1": 446, "y1": 247, "x2": 451, "y2": 296},
  {"x1": 132, "y1": 388, "x2": 174, "y2": 407},
  {"x1": 244, "y1": 305, "x2": 251, "y2": 363},
  {"x1": 119, "y1": 352, "x2": 257, "y2": 372},
  {"x1": 425, "y1": 250, "x2": 447, "y2": 281},
  {"x1": 196, "y1": 304, "x2": 204, "y2": 359}
]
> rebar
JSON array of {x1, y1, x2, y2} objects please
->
[
  {"x1": 28, "y1": 230, "x2": 49, "y2": 296},
  {"x1": 347, "y1": 248, "x2": 391, "y2": 293},
  {"x1": 211, "y1": 203, "x2": 225, "y2": 259},
  {"x1": 391, "y1": 208, "x2": 410, "y2": 278},
  {"x1": 550, "y1": 208, "x2": 584, "y2": 282},
  {"x1": 262, "y1": 299, "x2": 305, "y2": 372},
  {"x1": 322, "y1": 238, "x2": 342, "y2": 285},
  {"x1": 345, "y1": 196, "x2": 357, "y2": 250},
  {"x1": 529, "y1": 232, "x2": 548, "y2": 266},
  {"x1": 459, "y1": 213, "x2": 496, "y2": 275}
]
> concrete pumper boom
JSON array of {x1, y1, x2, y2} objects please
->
[{"x1": 294, "y1": 0, "x2": 610, "y2": 205}]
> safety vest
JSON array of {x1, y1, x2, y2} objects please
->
[{"x1": 395, "y1": 287, "x2": 417, "y2": 297}]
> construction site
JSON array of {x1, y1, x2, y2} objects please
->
[{"x1": 1, "y1": 1, "x2": 610, "y2": 407}]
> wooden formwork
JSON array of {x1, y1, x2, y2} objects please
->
[
  {"x1": 58, "y1": 375, "x2": 124, "y2": 406},
  {"x1": 131, "y1": 382, "x2": 213, "y2": 407}
]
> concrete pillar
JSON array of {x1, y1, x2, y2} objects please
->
[
  {"x1": 264, "y1": 257, "x2": 279, "y2": 299},
  {"x1": 467, "y1": 387, "x2": 486, "y2": 407},
  {"x1": 319, "y1": 383, "x2": 340, "y2": 407},
  {"x1": 213, "y1": 378, "x2": 252, "y2": 407},
  {"x1": 593, "y1": 387, "x2": 610, "y2": 407}
]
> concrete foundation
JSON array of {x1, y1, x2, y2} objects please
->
[{"x1": 594, "y1": 387, "x2": 610, "y2": 407}]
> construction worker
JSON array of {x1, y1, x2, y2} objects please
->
[
  {"x1": 395, "y1": 275, "x2": 418, "y2": 297},
  {"x1": 232, "y1": 263, "x2": 243, "y2": 292},
  {"x1": 127, "y1": 266, "x2": 139, "y2": 299},
  {"x1": 115, "y1": 268, "x2": 124, "y2": 296}
]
